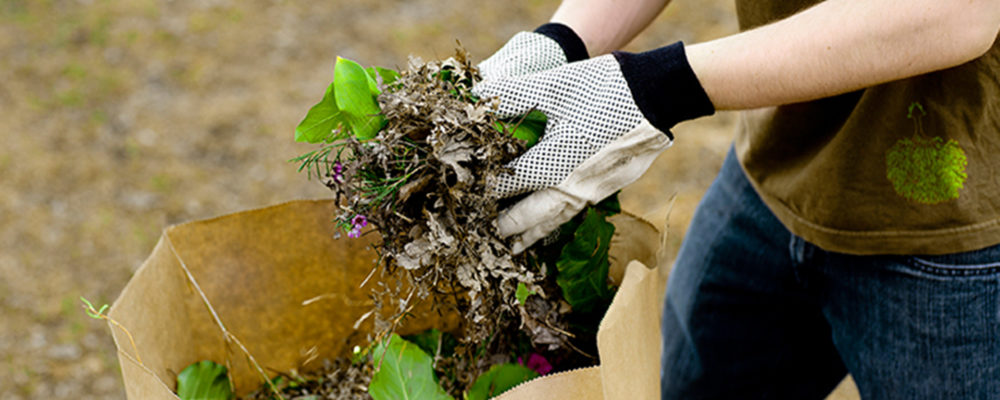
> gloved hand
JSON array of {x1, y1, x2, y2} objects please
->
[
  {"x1": 473, "y1": 42, "x2": 715, "y2": 253},
  {"x1": 477, "y1": 23, "x2": 589, "y2": 81}
]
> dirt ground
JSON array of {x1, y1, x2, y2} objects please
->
[{"x1": 0, "y1": 0, "x2": 857, "y2": 398}]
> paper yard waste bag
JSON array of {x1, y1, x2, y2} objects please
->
[
  {"x1": 107, "y1": 199, "x2": 662, "y2": 399},
  {"x1": 107, "y1": 200, "x2": 462, "y2": 398}
]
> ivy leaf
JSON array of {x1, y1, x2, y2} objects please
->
[
  {"x1": 334, "y1": 57, "x2": 385, "y2": 140},
  {"x1": 464, "y1": 363, "x2": 538, "y2": 400},
  {"x1": 369, "y1": 334, "x2": 453, "y2": 400},
  {"x1": 555, "y1": 207, "x2": 616, "y2": 313},
  {"x1": 294, "y1": 81, "x2": 346, "y2": 143},
  {"x1": 176, "y1": 360, "x2": 232, "y2": 400},
  {"x1": 515, "y1": 282, "x2": 535, "y2": 306}
]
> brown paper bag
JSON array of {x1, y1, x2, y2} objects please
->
[
  {"x1": 108, "y1": 200, "x2": 460, "y2": 398},
  {"x1": 107, "y1": 199, "x2": 661, "y2": 399}
]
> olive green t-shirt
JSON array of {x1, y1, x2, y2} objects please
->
[{"x1": 732, "y1": 0, "x2": 1000, "y2": 255}]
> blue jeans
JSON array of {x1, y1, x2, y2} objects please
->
[{"x1": 661, "y1": 147, "x2": 1000, "y2": 399}]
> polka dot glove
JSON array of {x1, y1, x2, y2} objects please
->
[
  {"x1": 478, "y1": 23, "x2": 589, "y2": 81},
  {"x1": 473, "y1": 42, "x2": 715, "y2": 252}
]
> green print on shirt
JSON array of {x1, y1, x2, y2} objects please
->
[{"x1": 885, "y1": 103, "x2": 968, "y2": 205}]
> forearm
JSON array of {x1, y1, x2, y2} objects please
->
[
  {"x1": 551, "y1": 0, "x2": 672, "y2": 55},
  {"x1": 686, "y1": 0, "x2": 1000, "y2": 110}
]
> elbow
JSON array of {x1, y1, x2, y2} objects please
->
[{"x1": 893, "y1": 1, "x2": 999, "y2": 74}]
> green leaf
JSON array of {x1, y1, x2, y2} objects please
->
[
  {"x1": 436, "y1": 69, "x2": 453, "y2": 83},
  {"x1": 377, "y1": 67, "x2": 400, "y2": 85},
  {"x1": 369, "y1": 334, "x2": 453, "y2": 400},
  {"x1": 403, "y1": 329, "x2": 442, "y2": 357},
  {"x1": 555, "y1": 207, "x2": 616, "y2": 313},
  {"x1": 295, "y1": 81, "x2": 346, "y2": 143},
  {"x1": 363, "y1": 67, "x2": 380, "y2": 95},
  {"x1": 513, "y1": 110, "x2": 546, "y2": 147},
  {"x1": 496, "y1": 110, "x2": 546, "y2": 148},
  {"x1": 334, "y1": 57, "x2": 384, "y2": 140},
  {"x1": 402, "y1": 329, "x2": 456, "y2": 359},
  {"x1": 365, "y1": 66, "x2": 400, "y2": 93},
  {"x1": 176, "y1": 360, "x2": 233, "y2": 400},
  {"x1": 79, "y1": 296, "x2": 108, "y2": 319},
  {"x1": 464, "y1": 363, "x2": 538, "y2": 400},
  {"x1": 593, "y1": 192, "x2": 621, "y2": 214},
  {"x1": 515, "y1": 282, "x2": 535, "y2": 306}
]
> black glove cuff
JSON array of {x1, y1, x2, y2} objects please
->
[
  {"x1": 613, "y1": 42, "x2": 715, "y2": 134},
  {"x1": 534, "y1": 23, "x2": 589, "y2": 63}
]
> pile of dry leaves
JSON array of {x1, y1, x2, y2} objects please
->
[
  {"x1": 263, "y1": 48, "x2": 613, "y2": 399},
  {"x1": 328, "y1": 49, "x2": 572, "y2": 351}
]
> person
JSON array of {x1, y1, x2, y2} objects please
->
[{"x1": 472, "y1": 0, "x2": 1000, "y2": 398}]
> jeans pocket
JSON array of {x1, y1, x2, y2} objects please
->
[{"x1": 903, "y1": 242, "x2": 1000, "y2": 278}]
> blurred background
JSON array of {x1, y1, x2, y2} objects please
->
[{"x1": 0, "y1": 0, "x2": 854, "y2": 398}]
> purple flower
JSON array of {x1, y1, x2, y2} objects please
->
[
  {"x1": 332, "y1": 162, "x2": 344, "y2": 184},
  {"x1": 351, "y1": 214, "x2": 368, "y2": 228},
  {"x1": 518, "y1": 353, "x2": 553, "y2": 375},
  {"x1": 346, "y1": 214, "x2": 367, "y2": 238}
]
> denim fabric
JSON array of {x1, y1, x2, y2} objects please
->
[{"x1": 661, "y1": 147, "x2": 1000, "y2": 399}]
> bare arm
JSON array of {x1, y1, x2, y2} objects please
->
[
  {"x1": 686, "y1": 0, "x2": 1000, "y2": 110},
  {"x1": 550, "y1": 0, "x2": 672, "y2": 55}
]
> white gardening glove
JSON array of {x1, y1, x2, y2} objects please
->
[
  {"x1": 478, "y1": 23, "x2": 589, "y2": 81},
  {"x1": 473, "y1": 42, "x2": 715, "y2": 253}
]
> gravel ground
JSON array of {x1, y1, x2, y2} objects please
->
[{"x1": 0, "y1": 0, "x2": 856, "y2": 398}]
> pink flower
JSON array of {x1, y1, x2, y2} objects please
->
[
  {"x1": 518, "y1": 353, "x2": 553, "y2": 375},
  {"x1": 346, "y1": 214, "x2": 367, "y2": 238}
]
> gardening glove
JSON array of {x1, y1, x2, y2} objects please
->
[
  {"x1": 473, "y1": 42, "x2": 714, "y2": 253},
  {"x1": 477, "y1": 23, "x2": 589, "y2": 81}
]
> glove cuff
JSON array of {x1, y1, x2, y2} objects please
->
[
  {"x1": 613, "y1": 42, "x2": 715, "y2": 134},
  {"x1": 534, "y1": 23, "x2": 589, "y2": 63}
]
